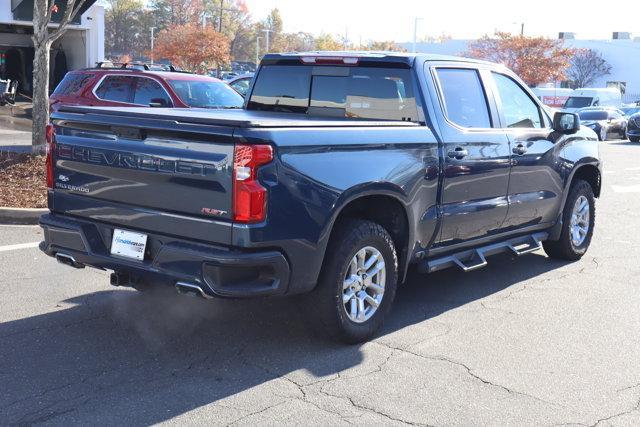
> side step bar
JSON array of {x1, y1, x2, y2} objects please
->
[{"x1": 420, "y1": 232, "x2": 546, "y2": 274}]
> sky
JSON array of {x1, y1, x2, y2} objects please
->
[{"x1": 243, "y1": 0, "x2": 639, "y2": 42}]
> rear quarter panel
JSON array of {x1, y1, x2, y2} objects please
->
[{"x1": 233, "y1": 126, "x2": 440, "y2": 294}]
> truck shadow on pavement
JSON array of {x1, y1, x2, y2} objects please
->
[{"x1": 0, "y1": 252, "x2": 568, "y2": 424}]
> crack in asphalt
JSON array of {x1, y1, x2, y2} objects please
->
[
  {"x1": 238, "y1": 346, "x2": 429, "y2": 425},
  {"x1": 588, "y1": 393, "x2": 640, "y2": 427},
  {"x1": 371, "y1": 341, "x2": 563, "y2": 409},
  {"x1": 317, "y1": 387, "x2": 432, "y2": 426},
  {"x1": 226, "y1": 400, "x2": 289, "y2": 426}
]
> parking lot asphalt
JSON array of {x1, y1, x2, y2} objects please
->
[{"x1": 1, "y1": 140, "x2": 640, "y2": 426}]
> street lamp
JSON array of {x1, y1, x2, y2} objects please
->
[
  {"x1": 262, "y1": 29, "x2": 272, "y2": 53},
  {"x1": 256, "y1": 35, "x2": 262, "y2": 66},
  {"x1": 412, "y1": 17, "x2": 423, "y2": 53},
  {"x1": 150, "y1": 27, "x2": 156, "y2": 64}
]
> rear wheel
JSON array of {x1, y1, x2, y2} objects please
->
[
  {"x1": 630, "y1": 136, "x2": 640, "y2": 143},
  {"x1": 543, "y1": 180, "x2": 595, "y2": 261},
  {"x1": 304, "y1": 219, "x2": 398, "y2": 343}
]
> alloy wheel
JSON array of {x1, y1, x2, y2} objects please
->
[{"x1": 342, "y1": 246, "x2": 386, "y2": 323}]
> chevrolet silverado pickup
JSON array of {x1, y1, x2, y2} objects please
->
[{"x1": 40, "y1": 52, "x2": 601, "y2": 343}]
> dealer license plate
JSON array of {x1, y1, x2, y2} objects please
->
[{"x1": 110, "y1": 229, "x2": 147, "y2": 261}]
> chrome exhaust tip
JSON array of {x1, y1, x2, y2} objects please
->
[
  {"x1": 175, "y1": 282, "x2": 213, "y2": 299},
  {"x1": 55, "y1": 253, "x2": 85, "y2": 269}
]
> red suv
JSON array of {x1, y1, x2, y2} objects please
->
[{"x1": 50, "y1": 65, "x2": 244, "y2": 112}]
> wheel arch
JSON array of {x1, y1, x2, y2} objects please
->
[
  {"x1": 550, "y1": 162, "x2": 601, "y2": 240},
  {"x1": 570, "y1": 163, "x2": 601, "y2": 199},
  {"x1": 322, "y1": 185, "x2": 414, "y2": 284}
]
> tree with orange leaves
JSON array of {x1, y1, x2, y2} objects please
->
[
  {"x1": 153, "y1": 23, "x2": 231, "y2": 74},
  {"x1": 466, "y1": 32, "x2": 575, "y2": 86}
]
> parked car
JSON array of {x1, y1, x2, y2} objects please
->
[
  {"x1": 227, "y1": 73, "x2": 254, "y2": 97},
  {"x1": 577, "y1": 107, "x2": 627, "y2": 141},
  {"x1": 41, "y1": 52, "x2": 601, "y2": 343},
  {"x1": 621, "y1": 106, "x2": 640, "y2": 117},
  {"x1": 626, "y1": 112, "x2": 640, "y2": 142},
  {"x1": 563, "y1": 88, "x2": 622, "y2": 112},
  {"x1": 50, "y1": 64, "x2": 244, "y2": 112}
]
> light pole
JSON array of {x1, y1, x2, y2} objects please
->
[
  {"x1": 255, "y1": 36, "x2": 262, "y2": 66},
  {"x1": 412, "y1": 17, "x2": 423, "y2": 53},
  {"x1": 150, "y1": 27, "x2": 156, "y2": 64},
  {"x1": 262, "y1": 29, "x2": 272, "y2": 53}
]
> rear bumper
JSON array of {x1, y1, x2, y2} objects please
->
[{"x1": 39, "y1": 213, "x2": 290, "y2": 298}]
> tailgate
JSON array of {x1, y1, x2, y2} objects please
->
[{"x1": 50, "y1": 110, "x2": 235, "y2": 244}]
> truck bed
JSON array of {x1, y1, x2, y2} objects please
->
[{"x1": 57, "y1": 106, "x2": 420, "y2": 129}]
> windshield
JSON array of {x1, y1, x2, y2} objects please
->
[
  {"x1": 578, "y1": 111, "x2": 608, "y2": 121},
  {"x1": 247, "y1": 64, "x2": 419, "y2": 122},
  {"x1": 564, "y1": 97, "x2": 593, "y2": 108},
  {"x1": 168, "y1": 80, "x2": 243, "y2": 108}
]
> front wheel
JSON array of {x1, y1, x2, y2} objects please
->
[
  {"x1": 304, "y1": 219, "x2": 398, "y2": 343},
  {"x1": 543, "y1": 180, "x2": 595, "y2": 261},
  {"x1": 630, "y1": 136, "x2": 639, "y2": 143}
]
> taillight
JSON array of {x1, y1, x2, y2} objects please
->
[
  {"x1": 45, "y1": 123, "x2": 55, "y2": 189},
  {"x1": 233, "y1": 144, "x2": 273, "y2": 223}
]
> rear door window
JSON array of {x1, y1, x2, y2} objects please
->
[
  {"x1": 435, "y1": 68, "x2": 491, "y2": 128},
  {"x1": 52, "y1": 73, "x2": 94, "y2": 96},
  {"x1": 132, "y1": 77, "x2": 171, "y2": 106},
  {"x1": 248, "y1": 65, "x2": 419, "y2": 121},
  {"x1": 94, "y1": 75, "x2": 134, "y2": 103}
]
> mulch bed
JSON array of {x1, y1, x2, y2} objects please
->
[{"x1": 0, "y1": 151, "x2": 47, "y2": 208}]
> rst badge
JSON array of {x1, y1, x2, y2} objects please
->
[{"x1": 201, "y1": 207, "x2": 228, "y2": 216}]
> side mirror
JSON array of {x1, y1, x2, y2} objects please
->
[
  {"x1": 553, "y1": 112, "x2": 580, "y2": 134},
  {"x1": 149, "y1": 98, "x2": 169, "y2": 108}
]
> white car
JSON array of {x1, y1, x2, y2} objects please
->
[{"x1": 563, "y1": 88, "x2": 622, "y2": 112}]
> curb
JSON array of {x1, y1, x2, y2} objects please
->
[{"x1": 0, "y1": 207, "x2": 47, "y2": 225}]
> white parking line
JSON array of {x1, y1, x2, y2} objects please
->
[
  {"x1": 0, "y1": 242, "x2": 40, "y2": 253},
  {"x1": 611, "y1": 185, "x2": 640, "y2": 193}
]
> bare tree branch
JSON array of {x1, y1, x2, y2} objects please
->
[
  {"x1": 566, "y1": 49, "x2": 612, "y2": 88},
  {"x1": 49, "y1": 0, "x2": 88, "y2": 42}
]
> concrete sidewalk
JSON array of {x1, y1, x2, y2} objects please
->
[{"x1": 0, "y1": 116, "x2": 33, "y2": 153}]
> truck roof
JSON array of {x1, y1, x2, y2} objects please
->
[{"x1": 262, "y1": 51, "x2": 496, "y2": 67}]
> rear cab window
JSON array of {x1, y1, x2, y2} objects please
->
[
  {"x1": 52, "y1": 72, "x2": 95, "y2": 97},
  {"x1": 247, "y1": 64, "x2": 420, "y2": 122}
]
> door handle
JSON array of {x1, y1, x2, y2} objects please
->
[
  {"x1": 447, "y1": 147, "x2": 469, "y2": 159},
  {"x1": 512, "y1": 143, "x2": 527, "y2": 155}
]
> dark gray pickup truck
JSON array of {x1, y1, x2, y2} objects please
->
[{"x1": 41, "y1": 52, "x2": 601, "y2": 342}]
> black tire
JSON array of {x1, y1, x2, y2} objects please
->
[
  {"x1": 621, "y1": 127, "x2": 627, "y2": 140},
  {"x1": 303, "y1": 219, "x2": 398, "y2": 344},
  {"x1": 543, "y1": 180, "x2": 595, "y2": 261},
  {"x1": 630, "y1": 136, "x2": 640, "y2": 143}
]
